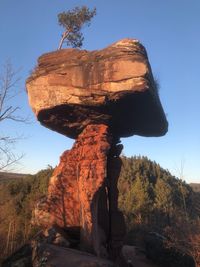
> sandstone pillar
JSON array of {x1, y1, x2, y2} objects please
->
[
  {"x1": 40, "y1": 124, "x2": 111, "y2": 255},
  {"x1": 107, "y1": 142, "x2": 126, "y2": 260},
  {"x1": 33, "y1": 124, "x2": 126, "y2": 259},
  {"x1": 76, "y1": 124, "x2": 111, "y2": 255}
]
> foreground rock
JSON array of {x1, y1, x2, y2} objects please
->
[
  {"x1": 32, "y1": 243, "x2": 115, "y2": 267},
  {"x1": 27, "y1": 38, "x2": 168, "y2": 139},
  {"x1": 2, "y1": 242, "x2": 115, "y2": 267}
]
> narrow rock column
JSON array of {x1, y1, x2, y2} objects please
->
[
  {"x1": 32, "y1": 125, "x2": 126, "y2": 260},
  {"x1": 38, "y1": 124, "x2": 111, "y2": 255},
  {"x1": 77, "y1": 124, "x2": 111, "y2": 254},
  {"x1": 107, "y1": 142, "x2": 126, "y2": 260}
]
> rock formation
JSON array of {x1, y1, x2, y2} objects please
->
[{"x1": 26, "y1": 38, "x2": 168, "y2": 266}]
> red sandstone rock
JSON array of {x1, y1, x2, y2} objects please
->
[
  {"x1": 34, "y1": 124, "x2": 111, "y2": 255},
  {"x1": 26, "y1": 39, "x2": 168, "y2": 139}
]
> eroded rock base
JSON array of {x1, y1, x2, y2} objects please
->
[{"x1": 33, "y1": 124, "x2": 125, "y2": 261}]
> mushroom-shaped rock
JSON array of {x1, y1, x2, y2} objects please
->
[
  {"x1": 26, "y1": 39, "x2": 168, "y2": 139},
  {"x1": 27, "y1": 39, "x2": 168, "y2": 263}
]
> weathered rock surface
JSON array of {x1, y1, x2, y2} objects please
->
[
  {"x1": 33, "y1": 124, "x2": 111, "y2": 255},
  {"x1": 32, "y1": 243, "x2": 115, "y2": 267},
  {"x1": 26, "y1": 38, "x2": 168, "y2": 139},
  {"x1": 33, "y1": 124, "x2": 126, "y2": 259}
]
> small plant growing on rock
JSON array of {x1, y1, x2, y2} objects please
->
[{"x1": 57, "y1": 6, "x2": 96, "y2": 49}]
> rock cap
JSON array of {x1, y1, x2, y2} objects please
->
[{"x1": 26, "y1": 38, "x2": 168, "y2": 139}]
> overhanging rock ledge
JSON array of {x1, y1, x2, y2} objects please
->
[{"x1": 26, "y1": 38, "x2": 168, "y2": 139}]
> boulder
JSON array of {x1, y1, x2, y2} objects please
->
[
  {"x1": 26, "y1": 38, "x2": 168, "y2": 139},
  {"x1": 43, "y1": 226, "x2": 70, "y2": 248}
]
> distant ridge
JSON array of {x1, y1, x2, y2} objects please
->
[
  {"x1": 190, "y1": 183, "x2": 200, "y2": 192},
  {"x1": 0, "y1": 172, "x2": 29, "y2": 182}
]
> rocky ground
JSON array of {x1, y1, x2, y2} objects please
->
[{"x1": 122, "y1": 246, "x2": 159, "y2": 267}]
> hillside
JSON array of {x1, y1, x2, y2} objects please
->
[
  {"x1": 0, "y1": 172, "x2": 28, "y2": 183},
  {"x1": 0, "y1": 157, "x2": 199, "y2": 266}
]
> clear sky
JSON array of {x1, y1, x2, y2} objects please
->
[{"x1": 0, "y1": 0, "x2": 199, "y2": 183}]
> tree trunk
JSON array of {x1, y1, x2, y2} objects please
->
[{"x1": 58, "y1": 31, "x2": 69, "y2": 50}]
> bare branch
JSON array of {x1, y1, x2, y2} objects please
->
[
  {"x1": 0, "y1": 61, "x2": 27, "y2": 170},
  {"x1": 0, "y1": 135, "x2": 24, "y2": 171}
]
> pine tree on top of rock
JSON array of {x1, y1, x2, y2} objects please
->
[{"x1": 57, "y1": 6, "x2": 96, "y2": 49}]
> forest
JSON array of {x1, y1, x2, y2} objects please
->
[{"x1": 0, "y1": 156, "x2": 199, "y2": 265}]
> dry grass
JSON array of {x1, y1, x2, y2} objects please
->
[{"x1": 163, "y1": 219, "x2": 200, "y2": 267}]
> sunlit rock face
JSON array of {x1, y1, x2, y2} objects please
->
[
  {"x1": 46, "y1": 124, "x2": 111, "y2": 254},
  {"x1": 26, "y1": 38, "x2": 168, "y2": 139},
  {"x1": 33, "y1": 124, "x2": 125, "y2": 257}
]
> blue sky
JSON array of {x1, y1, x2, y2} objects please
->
[{"x1": 0, "y1": 0, "x2": 199, "y2": 183}]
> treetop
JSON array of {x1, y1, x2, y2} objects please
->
[{"x1": 58, "y1": 6, "x2": 96, "y2": 49}]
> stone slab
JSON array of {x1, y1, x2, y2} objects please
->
[{"x1": 26, "y1": 39, "x2": 168, "y2": 139}]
